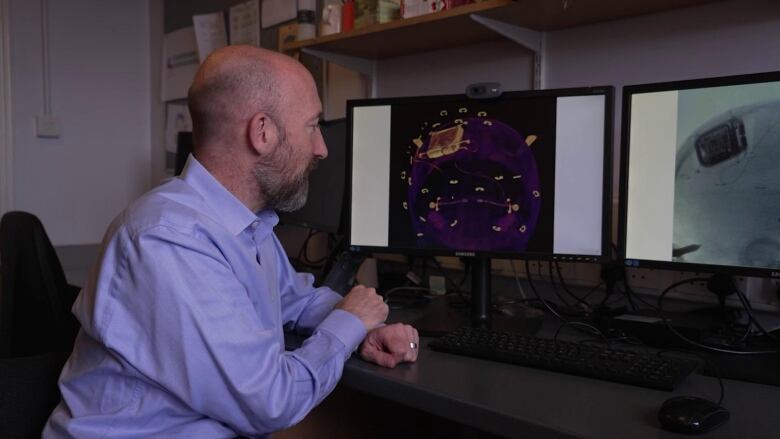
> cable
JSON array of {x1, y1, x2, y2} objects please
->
[
  {"x1": 658, "y1": 277, "x2": 778, "y2": 355},
  {"x1": 40, "y1": 0, "x2": 51, "y2": 115},
  {"x1": 731, "y1": 285, "x2": 780, "y2": 346},
  {"x1": 658, "y1": 350, "x2": 725, "y2": 406},
  {"x1": 538, "y1": 260, "x2": 572, "y2": 308},
  {"x1": 382, "y1": 286, "x2": 435, "y2": 303},
  {"x1": 581, "y1": 281, "x2": 604, "y2": 302},
  {"x1": 525, "y1": 259, "x2": 565, "y2": 322},
  {"x1": 553, "y1": 321, "x2": 608, "y2": 344},
  {"x1": 295, "y1": 229, "x2": 328, "y2": 268},
  {"x1": 622, "y1": 269, "x2": 660, "y2": 311},
  {"x1": 553, "y1": 261, "x2": 592, "y2": 308},
  {"x1": 509, "y1": 260, "x2": 528, "y2": 300},
  {"x1": 622, "y1": 281, "x2": 638, "y2": 311}
]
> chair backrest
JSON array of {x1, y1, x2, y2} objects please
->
[
  {"x1": 0, "y1": 351, "x2": 69, "y2": 439},
  {"x1": 0, "y1": 211, "x2": 79, "y2": 358}
]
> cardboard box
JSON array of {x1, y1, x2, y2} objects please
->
[
  {"x1": 355, "y1": 0, "x2": 402, "y2": 28},
  {"x1": 401, "y1": 0, "x2": 475, "y2": 19}
]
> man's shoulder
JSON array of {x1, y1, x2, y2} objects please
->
[{"x1": 117, "y1": 178, "x2": 215, "y2": 241}]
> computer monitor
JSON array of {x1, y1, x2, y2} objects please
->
[
  {"x1": 347, "y1": 87, "x2": 614, "y2": 329},
  {"x1": 620, "y1": 71, "x2": 780, "y2": 279},
  {"x1": 278, "y1": 119, "x2": 348, "y2": 234},
  {"x1": 174, "y1": 132, "x2": 193, "y2": 176}
]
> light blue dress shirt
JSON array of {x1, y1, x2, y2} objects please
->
[{"x1": 44, "y1": 156, "x2": 366, "y2": 439}]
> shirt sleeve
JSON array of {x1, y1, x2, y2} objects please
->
[
  {"x1": 97, "y1": 225, "x2": 365, "y2": 437},
  {"x1": 272, "y1": 237, "x2": 348, "y2": 335}
]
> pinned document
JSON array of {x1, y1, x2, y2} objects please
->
[
  {"x1": 193, "y1": 12, "x2": 228, "y2": 62},
  {"x1": 162, "y1": 27, "x2": 198, "y2": 101},
  {"x1": 229, "y1": 0, "x2": 261, "y2": 46}
]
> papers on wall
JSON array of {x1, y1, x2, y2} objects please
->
[
  {"x1": 162, "y1": 27, "x2": 199, "y2": 101},
  {"x1": 164, "y1": 103, "x2": 193, "y2": 174},
  {"x1": 193, "y1": 12, "x2": 228, "y2": 62},
  {"x1": 165, "y1": 103, "x2": 192, "y2": 155},
  {"x1": 262, "y1": 0, "x2": 297, "y2": 28},
  {"x1": 229, "y1": 0, "x2": 261, "y2": 46}
]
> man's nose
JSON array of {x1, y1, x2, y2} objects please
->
[{"x1": 314, "y1": 133, "x2": 328, "y2": 159}]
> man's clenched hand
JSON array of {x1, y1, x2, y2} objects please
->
[
  {"x1": 335, "y1": 285, "x2": 388, "y2": 330},
  {"x1": 359, "y1": 323, "x2": 419, "y2": 368}
]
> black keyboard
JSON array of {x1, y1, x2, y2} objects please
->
[{"x1": 429, "y1": 326, "x2": 699, "y2": 391}]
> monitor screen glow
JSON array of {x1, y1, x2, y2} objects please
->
[
  {"x1": 347, "y1": 88, "x2": 613, "y2": 262},
  {"x1": 621, "y1": 72, "x2": 780, "y2": 277}
]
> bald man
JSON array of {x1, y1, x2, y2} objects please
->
[{"x1": 44, "y1": 46, "x2": 419, "y2": 439}]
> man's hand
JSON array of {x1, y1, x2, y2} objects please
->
[
  {"x1": 335, "y1": 285, "x2": 388, "y2": 330},
  {"x1": 359, "y1": 323, "x2": 419, "y2": 368}
]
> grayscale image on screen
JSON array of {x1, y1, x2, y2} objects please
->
[{"x1": 673, "y1": 82, "x2": 780, "y2": 269}]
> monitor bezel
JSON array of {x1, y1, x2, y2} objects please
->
[
  {"x1": 346, "y1": 86, "x2": 614, "y2": 263},
  {"x1": 618, "y1": 70, "x2": 780, "y2": 279}
]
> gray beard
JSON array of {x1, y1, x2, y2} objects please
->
[
  {"x1": 253, "y1": 139, "x2": 314, "y2": 212},
  {"x1": 256, "y1": 168, "x2": 309, "y2": 212}
]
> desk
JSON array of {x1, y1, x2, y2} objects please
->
[{"x1": 339, "y1": 334, "x2": 780, "y2": 438}]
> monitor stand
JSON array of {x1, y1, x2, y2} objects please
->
[{"x1": 412, "y1": 257, "x2": 543, "y2": 337}]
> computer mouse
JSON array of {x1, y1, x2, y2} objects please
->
[{"x1": 658, "y1": 396, "x2": 730, "y2": 434}]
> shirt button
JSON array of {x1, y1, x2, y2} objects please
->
[{"x1": 251, "y1": 220, "x2": 260, "y2": 230}]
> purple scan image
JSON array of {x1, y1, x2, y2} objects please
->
[{"x1": 406, "y1": 116, "x2": 541, "y2": 252}]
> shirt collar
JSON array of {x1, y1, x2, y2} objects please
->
[{"x1": 181, "y1": 155, "x2": 279, "y2": 236}]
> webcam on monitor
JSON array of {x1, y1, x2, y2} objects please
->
[{"x1": 466, "y1": 82, "x2": 502, "y2": 99}]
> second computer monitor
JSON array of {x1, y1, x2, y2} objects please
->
[
  {"x1": 347, "y1": 87, "x2": 613, "y2": 261},
  {"x1": 620, "y1": 71, "x2": 780, "y2": 277}
]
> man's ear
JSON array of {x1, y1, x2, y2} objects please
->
[{"x1": 248, "y1": 111, "x2": 279, "y2": 156}]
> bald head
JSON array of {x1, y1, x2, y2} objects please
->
[
  {"x1": 187, "y1": 46, "x2": 308, "y2": 150},
  {"x1": 184, "y1": 46, "x2": 326, "y2": 213}
]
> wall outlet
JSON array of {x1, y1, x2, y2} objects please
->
[{"x1": 36, "y1": 114, "x2": 62, "y2": 138}]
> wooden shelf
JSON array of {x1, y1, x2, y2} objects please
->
[{"x1": 285, "y1": 0, "x2": 722, "y2": 59}]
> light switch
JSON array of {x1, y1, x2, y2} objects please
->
[{"x1": 36, "y1": 114, "x2": 62, "y2": 138}]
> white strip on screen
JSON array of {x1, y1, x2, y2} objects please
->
[
  {"x1": 350, "y1": 105, "x2": 392, "y2": 247},
  {"x1": 553, "y1": 95, "x2": 605, "y2": 256},
  {"x1": 625, "y1": 91, "x2": 679, "y2": 261}
]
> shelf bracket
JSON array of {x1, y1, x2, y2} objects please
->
[
  {"x1": 470, "y1": 15, "x2": 545, "y2": 89},
  {"x1": 301, "y1": 48, "x2": 375, "y2": 77},
  {"x1": 301, "y1": 48, "x2": 378, "y2": 97},
  {"x1": 470, "y1": 15, "x2": 541, "y2": 52}
]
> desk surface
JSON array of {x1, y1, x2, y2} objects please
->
[{"x1": 340, "y1": 331, "x2": 780, "y2": 439}]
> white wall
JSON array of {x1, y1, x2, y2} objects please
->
[
  {"x1": 149, "y1": 0, "x2": 165, "y2": 186},
  {"x1": 377, "y1": 39, "x2": 534, "y2": 97},
  {"x1": 9, "y1": 0, "x2": 151, "y2": 245},
  {"x1": 0, "y1": 0, "x2": 13, "y2": 218}
]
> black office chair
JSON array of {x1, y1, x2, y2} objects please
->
[
  {"x1": 0, "y1": 350, "x2": 69, "y2": 438},
  {"x1": 0, "y1": 211, "x2": 80, "y2": 358},
  {"x1": 0, "y1": 211, "x2": 80, "y2": 436}
]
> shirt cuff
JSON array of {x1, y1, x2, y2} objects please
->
[{"x1": 315, "y1": 309, "x2": 367, "y2": 357}]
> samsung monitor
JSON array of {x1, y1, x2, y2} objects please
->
[
  {"x1": 347, "y1": 87, "x2": 614, "y2": 329},
  {"x1": 620, "y1": 71, "x2": 780, "y2": 279},
  {"x1": 278, "y1": 119, "x2": 348, "y2": 234}
]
